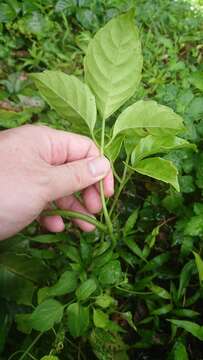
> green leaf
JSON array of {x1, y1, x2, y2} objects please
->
[
  {"x1": 15, "y1": 314, "x2": 32, "y2": 335},
  {"x1": 124, "y1": 237, "x2": 146, "y2": 261},
  {"x1": 177, "y1": 260, "x2": 195, "y2": 300},
  {"x1": 120, "y1": 311, "x2": 137, "y2": 332},
  {"x1": 132, "y1": 157, "x2": 179, "y2": 191},
  {"x1": 184, "y1": 216, "x2": 203, "y2": 236},
  {"x1": 30, "y1": 233, "x2": 67, "y2": 243},
  {"x1": 151, "y1": 304, "x2": 172, "y2": 316},
  {"x1": 76, "y1": 278, "x2": 97, "y2": 301},
  {"x1": 140, "y1": 252, "x2": 170, "y2": 273},
  {"x1": 99, "y1": 260, "x2": 122, "y2": 285},
  {"x1": 145, "y1": 225, "x2": 160, "y2": 249},
  {"x1": 31, "y1": 70, "x2": 96, "y2": 133},
  {"x1": 30, "y1": 299, "x2": 64, "y2": 332},
  {"x1": 105, "y1": 135, "x2": 124, "y2": 162},
  {"x1": 113, "y1": 100, "x2": 184, "y2": 138},
  {"x1": 123, "y1": 209, "x2": 139, "y2": 237},
  {"x1": 190, "y1": 71, "x2": 203, "y2": 91},
  {"x1": 131, "y1": 135, "x2": 195, "y2": 165},
  {"x1": 93, "y1": 308, "x2": 109, "y2": 329},
  {"x1": 84, "y1": 11, "x2": 142, "y2": 120},
  {"x1": 171, "y1": 340, "x2": 189, "y2": 360},
  {"x1": 0, "y1": 109, "x2": 30, "y2": 128},
  {"x1": 0, "y1": 267, "x2": 35, "y2": 306},
  {"x1": 40, "y1": 356, "x2": 59, "y2": 360},
  {"x1": 149, "y1": 283, "x2": 171, "y2": 300},
  {"x1": 95, "y1": 294, "x2": 116, "y2": 309},
  {"x1": 167, "y1": 319, "x2": 203, "y2": 341},
  {"x1": 193, "y1": 252, "x2": 203, "y2": 285},
  {"x1": 38, "y1": 271, "x2": 78, "y2": 303},
  {"x1": 67, "y1": 302, "x2": 89, "y2": 337}
]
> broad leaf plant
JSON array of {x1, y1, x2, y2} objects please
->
[{"x1": 13, "y1": 10, "x2": 196, "y2": 359}]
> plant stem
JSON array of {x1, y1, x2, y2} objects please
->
[
  {"x1": 109, "y1": 154, "x2": 131, "y2": 217},
  {"x1": 42, "y1": 209, "x2": 107, "y2": 232},
  {"x1": 100, "y1": 117, "x2": 115, "y2": 245},
  {"x1": 19, "y1": 333, "x2": 42, "y2": 360}
]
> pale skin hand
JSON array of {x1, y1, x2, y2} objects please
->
[{"x1": 0, "y1": 125, "x2": 114, "y2": 240}]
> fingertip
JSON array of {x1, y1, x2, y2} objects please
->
[
  {"x1": 40, "y1": 215, "x2": 65, "y2": 232},
  {"x1": 103, "y1": 171, "x2": 114, "y2": 197}
]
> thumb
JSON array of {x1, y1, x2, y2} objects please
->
[{"x1": 47, "y1": 156, "x2": 110, "y2": 201}]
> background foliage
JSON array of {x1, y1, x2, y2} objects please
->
[{"x1": 0, "y1": 0, "x2": 203, "y2": 359}]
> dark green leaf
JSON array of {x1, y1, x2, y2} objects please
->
[{"x1": 67, "y1": 302, "x2": 89, "y2": 337}]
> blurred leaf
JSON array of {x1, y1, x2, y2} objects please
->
[
  {"x1": 84, "y1": 11, "x2": 142, "y2": 119},
  {"x1": 38, "y1": 271, "x2": 78, "y2": 303},
  {"x1": 151, "y1": 304, "x2": 172, "y2": 316},
  {"x1": 93, "y1": 308, "x2": 109, "y2": 329},
  {"x1": 67, "y1": 302, "x2": 89, "y2": 337},
  {"x1": 124, "y1": 237, "x2": 146, "y2": 261},
  {"x1": 167, "y1": 319, "x2": 203, "y2": 341},
  {"x1": 15, "y1": 313, "x2": 32, "y2": 335},
  {"x1": 149, "y1": 283, "x2": 171, "y2": 300},
  {"x1": 99, "y1": 260, "x2": 122, "y2": 285},
  {"x1": 123, "y1": 209, "x2": 139, "y2": 237},
  {"x1": 184, "y1": 216, "x2": 203, "y2": 236},
  {"x1": 190, "y1": 71, "x2": 203, "y2": 91},
  {"x1": 30, "y1": 299, "x2": 64, "y2": 332},
  {"x1": 193, "y1": 252, "x2": 203, "y2": 285},
  {"x1": 178, "y1": 260, "x2": 195, "y2": 300},
  {"x1": 95, "y1": 294, "x2": 116, "y2": 309},
  {"x1": 0, "y1": 267, "x2": 35, "y2": 305},
  {"x1": 0, "y1": 109, "x2": 30, "y2": 128},
  {"x1": 76, "y1": 278, "x2": 97, "y2": 301}
]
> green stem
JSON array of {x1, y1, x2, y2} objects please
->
[
  {"x1": 109, "y1": 154, "x2": 131, "y2": 218},
  {"x1": 19, "y1": 333, "x2": 42, "y2": 360},
  {"x1": 100, "y1": 117, "x2": 115, "y2": 245},
  {"x1": 42, "y1": 209, "x2": 107, "y2": 232}
]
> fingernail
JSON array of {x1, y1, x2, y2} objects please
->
[{"x1": 88, "y1": 156, "x2": 110, "y2": 177}]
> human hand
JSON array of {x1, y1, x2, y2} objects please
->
[{"x1": 0, "y1": 125, "x2": 114, "y2": 240}]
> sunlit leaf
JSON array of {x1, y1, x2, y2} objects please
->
[
  {"x1": 84, "y1": 10, "x2": 142, "y2": 119},
  {"x1": 131, "y1": 135, "x2": 195, "y2": 165},
  {"x1": 93, "y1": 308, "x2": 109, "y2": 329},
  {"x1": 113, "y1": 100, "x2": 184, "y2": 138},
  {"x1": 31, "y1": 70, "x2": 96, "y2": 133},
  {"x1": 131, "y1": 157, "x2": 179, "y2": 191}
]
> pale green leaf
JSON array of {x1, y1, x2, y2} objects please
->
[
  {"x1": 98, "y1": 260, "x2": 122, "y2": 285},
  {"x1": 67, "y1": 302, "x2": 89, "y2": 337},
  {"x1": 131, "y1": 157, "x2": 180, "y2": 191},
  {"x1": 193, "y1": 252, "x2": 203, "y2": 284},
  {"x1": 30, "y1": 299, "x2": 64, "y2": 332},
  {"x1": 84, "y1": 11, "x2": 142, "y2": 120},
  {"x1": 95, "y1": 294, "x2": 116, "y2": 309},
  {"x1": 105, "y1": 135, "x2": 124, "y2": 162},
  {"x1": 93, "y1": 308, "x2": 109, "y2": 329},
  {"x1": 113, "y1": 100, "x2": 184, "y2": 138},
  {"x1": 131, "y1": 135, "x2": 195, "y2": 165},
  {"x1": 31, "y1": 70, "x2": 96, "y2": 133}
]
